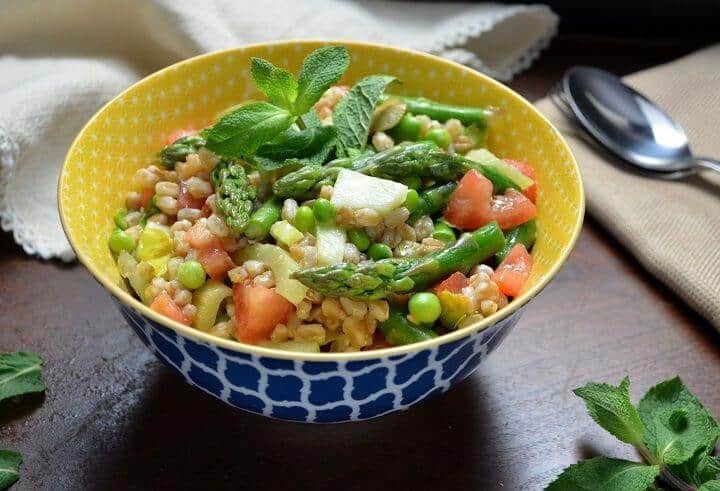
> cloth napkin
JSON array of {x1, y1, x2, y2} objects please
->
[
  {"x1": 536, "y1": 44, "x2": 720, "y2": 330},
  {"x1": 0, "y1": 0, "x2": 557, "y2": 262}
]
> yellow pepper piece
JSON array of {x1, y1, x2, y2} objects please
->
[
  {"x1": 438, "y1": 290, "x2": 474, "y2": 329},
  {"x1": 192, "y1": 280, "x2": 233, "y2": 331},
  {"x1": 137, "y1": 226, "x2": 173, "y2": 261},
  {"x1": 147, "y1": 255, "x2": 171, "y2": 277}
]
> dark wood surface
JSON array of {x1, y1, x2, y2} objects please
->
[{"x1": 2, "y1": 35, "x2": 719, "y2": 491}]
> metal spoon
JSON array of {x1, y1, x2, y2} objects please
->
[{"x1": 550, "y1": 66, "x2": 720, "y2": 179}]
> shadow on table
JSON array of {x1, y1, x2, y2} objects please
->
[{"x1": 85, "y1": 366, "x2": 509, "y2": 490}]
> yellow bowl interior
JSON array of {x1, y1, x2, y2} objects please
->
[{"x1": 59, "y1": 40, "x2": 583, "y2": 359}]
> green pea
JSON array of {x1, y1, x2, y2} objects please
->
[
  {"x1": 391, "y1": 113, "x2": 422, "y2": 142},
  {"x1": 433, "y1": 221, "x2": 456, "y2": 243},
  {"x1": 404, "y1": 189, "x2": 420, "y2": 213},
  {"x1": 294, "y1": 205, "x2": 315, "y2": 233},
  {"x1": 368, "y1": 243, "x2": 393, "y2": 260},
  {"x1": 348, "y1": 229, "x2": 371, "y2": 252},
  {"x1": 313, "y1": 198, "x2": 335, "y2": 224},
  {"x1": 178, "y1": 260, "x2": 206, "y2": 289},
  {"x1": 113, "y1": 209, "x2": 129, "y2": 230},
  {"x1": 408, "y1": 292, "x2": 442, "y2": 324},
  {"x1": 108, "y1": 229, "x2": 136, "y2": 254},
  {"x1": 424, "y1": 128, "x2": 451, "y2": 149},
  {"x1": 401, "y1": 175, "x2": 422, "y2": 190}
]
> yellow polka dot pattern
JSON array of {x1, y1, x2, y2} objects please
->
[{"x1": 59, "y1": 40, "x2": 583, "y2": 324}]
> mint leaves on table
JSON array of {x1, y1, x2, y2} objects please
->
[
  {"x1": 203, "y1": 46, "x2": 350, "y2": 160},
  {"x1": 0, "y1": 451, "x2": 22, "y2": 490},
  {"x1": 0, "y1": 352, "x2": 44, "y2": 402},
  {"x1": 547, "y1": 457, "x2": 660, "y2": 490},
  {"x1": 0, "y1": 352, "x2": 46, "y2": 490},
  {"x1": 332, "y1": 75, "x2": 397, "y2": 156},
  {"x1": 547, "y1": 376, "x2": 720, "y2": 491}
]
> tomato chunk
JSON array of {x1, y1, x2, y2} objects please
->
[
  {"x1": 177, "y1": 181, "x2": 206, "y2": 210},
  {"x1": 185, "y1": 221, "x2": 217, "y2": 250},
  {"x1": 434, "y1": 272, "x2": 469, "y2": 295},
  {"x1": 492, "y1": 189, "x2": 537, "y2": 231},
  {"x1": 505, "y1": 159, "x2": 537, "y2": 203},
  {"x1": 165, "y1": 128, "x2": 196, "y2": 145},
  {"x1": 197, "y1": 247, "x2": 234, "y2": 281},
  {"x1": 233, "y1": 284, "x2": 294, "y2": 344},
  {"x1": 444, "y1": 169, "x2": 494, "y2": 230},
  {"x1": 492, "y1": 244, "x2": 532, "y2": 297},
  {"x1": 150, "y1": 291, "x2": 190, "y2": 325},
  {"x1": 139, "y1": 188, "x2": 154, "y2": 209}
]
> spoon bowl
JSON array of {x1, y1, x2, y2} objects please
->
[{"x1": 558, "y1": 66, "x2": 720, "y2": 177}]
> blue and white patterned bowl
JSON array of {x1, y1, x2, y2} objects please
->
[{"x1": 60, "y1": 41, "x2": 584, "y2": 423}]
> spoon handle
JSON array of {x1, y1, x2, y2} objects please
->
[{"x1": 696, "y1": 157, "x2": 720, "y2": 175}]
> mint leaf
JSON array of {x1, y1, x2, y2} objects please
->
[
  {"x1": 203, "y1": 102, "x2": 295, "y2": 157},
  {"x1": 573, "y1": 377, "x2": 645, "y2": 445},
  {"x1": 251, "y1": 57, "x2": 298, "y2": 110},
  {"x1": 700, "y1": 481, "x2": 720, "y2": 491},
  {"x1": 294, "y1": 46, "x2": 350, "y2": 116},
  {"x1": 0, "y1": 450, "x2": 22, "y2": 489},
  {"x1": 332, "y1": 75, "x2": 397, "y2": 156},
  {"x1": 0, "y1": 352, "x2": 44, "y2": 402},
  {"x1": 669, "y1": 449, "x2": 720, "y2": 487},
  {"x1": 546, "y1": 457, "x2": 659, "y2": 490},
  {"x1": 638, "y1": 377, "x2": 719, "y2": 466},
  {"x1": 256, "y1": 126, "x2": 336, "y2": 163},
  {"x1": 299, "y1": 109, "x2": 323, "y2": 129}
]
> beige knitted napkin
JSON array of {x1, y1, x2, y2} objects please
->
[{"x1": 536, "y1": 44, "x2": 720, "y2": 329}]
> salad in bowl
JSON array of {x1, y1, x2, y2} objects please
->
[{"x1": 108, "y1": 46, "x2": 538, "y2": 354}]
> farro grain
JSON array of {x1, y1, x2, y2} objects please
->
[{"x1": 155, "y1": 181, "x2": 179, "y2": 197}]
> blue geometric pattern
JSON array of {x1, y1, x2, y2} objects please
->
[{"x1": 116, "y1": 299, "x2": 522, "y2": 423}]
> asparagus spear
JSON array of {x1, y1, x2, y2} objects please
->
[
  {"x1": 379, "y1": 308, "x2": 437, "y2": 346},
  {"x1": 245, "y1": 197, "x2": 282, "y2": 240},
  {"x1": 382, "y1": 95, "x2": 493, "y2": 126},
  {"x1": 495, "y1": 219, "x2": 536, "y2": 262},
  {"x1": 210, "y1": 159, "x2": 257, "y2": 233},
  {"x1": 292, "y1": 221, "x2": 505, "y2": 300},
  {"x1": 273, "y1": 142, "x2": 468, "y2": 199},
  {"x1": 408, "y1": 182, "x2": 457, "y2": 222},
  {"x1": 158, "y1": 135, "x2": 205, "y2": 168}
]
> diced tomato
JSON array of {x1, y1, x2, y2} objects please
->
[
  {"x1": 150, "y1": 291, "x2": 190, "y2": 325},
  {"x1": 366, "y1": 332, "x2": 392, "y2": 351},
  {"x1": 200, "y1": 200, "x2": 213, "y2": 218},
  {"x1": 492, "y1": 244, "x2": 532, "y2": 297},
  {"x1": 197, "y1": 246, "x2": 234, "y2": 281},
  {"x1": 492, "y1": 189, "x2": 537, "y2": 231},
  {"x1": 233, "y1": 284, "x2": 294, "y2": 344},
  {"x1": 434, "y1": 272, "x2": 469, "y2": 295},
  {"x1": 185, "y1": 221, "x2": 217, "y2": 249},
  {"x1": 139, "y1": 188, "x2": 154, "y2": 209},
  {"x1": 505, "y1": 159, "x2": 537, "y2": 203},
  {"x1": 177, "y1": 181, "x2": 206, "y2": 210},
  {"x1": 444, "y1": 169, "x2": 494, "y2": 230},
  {"x1": 165, "y1": 128, "x2": 196, "y2": 145}
]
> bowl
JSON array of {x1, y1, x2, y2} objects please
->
[{"x1": 59, "y1": 40, "x2": 584, "y2": 423}]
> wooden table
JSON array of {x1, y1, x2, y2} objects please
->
[{"x1": 2, "y1": 35, "x2": 719, "y2": 490}]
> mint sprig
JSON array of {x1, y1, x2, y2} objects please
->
[
  {"x1": 332, "y1": 75, "x2": 397, "y2": 156},
  {"x1": 547, "y1": 457, "x2": 660, "y2": 490},
  {"x1": 0, "y1": 351, "x2": 44, "y2": 402},
  {"x1": 548, "y1": 376, "x2": 720, "y2": 491},
  {"x1": 294, "y1": 46, "x2": 350, "y2": 116},
  {"x1": 0, "y1": 450, "x2": 22, "y2": 490},
  {"x1": 0, "y1": 351, "x2": 46, "y2": 489},
  {"x1": 203, "y1": 46, "x2": 350, "y2": 160}
]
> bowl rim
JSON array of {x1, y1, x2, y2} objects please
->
[{"x1": 58, "y1": 39, "x2": 585, "y2": 362}]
